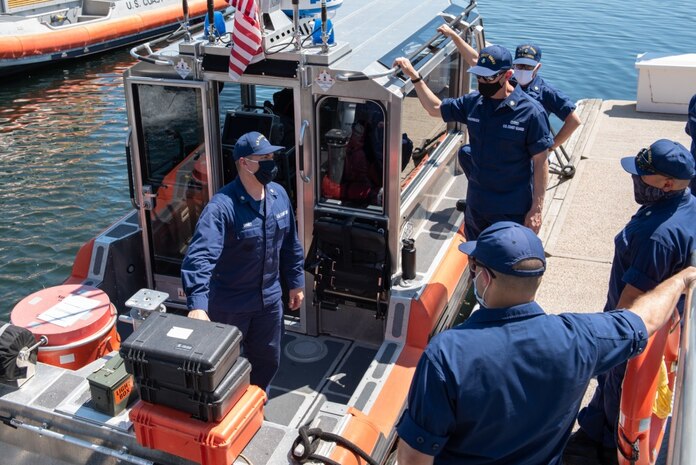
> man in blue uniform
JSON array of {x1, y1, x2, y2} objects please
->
[
  {"x1": 438, "y1": 25, "x2": 581, "y2": 155},
  {"x1": 565, "y1": 139, "x2": 696, "y2": 465},
  {"x1": 685, "y1": 93, "x2": 696, "y2": 194},
  {"x1": 181, "y1": 131, "x2": 305, "y2": 391},
  {"x1": 394, "y1": 45, "x2": 553, "y2": 240},
  {"x1": 511, "y1": 44, "x2": 582, "y2": 151},
  {"x1": 396, "y1": 221, "x2": 696, "y2": 465}
]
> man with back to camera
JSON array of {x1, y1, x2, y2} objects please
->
[
  {"x1": 394, "y1": 44, "x2": 553, "y2": 240},
  {"x1": 395, "y1": 221, "x2": 696, "y2": 465},
  {"x1": 181, "y1": 131, "x2": 305, "y2": 392},
  {"x1": 438, "y1": 24, "x2": 582, "y2": 152},
  {"x1": 564, "y1": 139, "x2": 696, "y2": 465},
  {"x1": 685, "y1": 93, "x2": 696, "y2": 195}
]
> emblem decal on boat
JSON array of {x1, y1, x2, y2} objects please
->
[
  {"x1": 175, "y1": 59, "x2": 192, "y2": 79},
  {"x1": 315, "y1": 70, "x2": 335, "y2": 91}
]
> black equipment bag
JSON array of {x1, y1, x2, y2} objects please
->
[
  {"x1": 305, "y1": 216, "x2": 389, "y2": 317},
  {"x1": 0, "y1": 323, "x2": 37, "y2": 382}
]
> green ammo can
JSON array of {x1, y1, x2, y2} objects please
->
[{"x1": 87, "y1": 354, "x2": 135, "y2": 416}]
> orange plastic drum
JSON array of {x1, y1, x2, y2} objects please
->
[{"x1": 11, "y1": 284, "x2": 120, "y2": 370}]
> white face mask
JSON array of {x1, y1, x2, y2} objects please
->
[
  {"x1": 514, "y1": 69, "x2": 535, "y2": 86},
  {"x1": 473, "y1": 268, "x2": 490, "y2": 307}
]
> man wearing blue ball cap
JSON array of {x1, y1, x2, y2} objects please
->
[
  {"x1": 394, "y1": 43, "x2": 553, "y2": 240},
  {"x1": 566, "y1": 139, "x2": 696, "y2": 464},
  {"x1": 182, "y1": 131, "x2": 305, "y2": 391},
  {"x1": 396, "y1": 221, "x2": 696, "y2": 465},
  {"x1": 438, "y1": 26, "x2": 581, "y2": 154}
]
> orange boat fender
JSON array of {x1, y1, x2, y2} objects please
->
[{"x1": 617, "y1": 312, "x2": 680, "y2": 465}]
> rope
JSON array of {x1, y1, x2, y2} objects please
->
[{"x1": 291, "y1": 425, "x2": 379, "y2": 465}]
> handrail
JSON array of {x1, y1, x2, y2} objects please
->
[
  {"x1": 666, "y1": 252, "x2": 696, "y2": 464},
  {"x1": 298, "y1": 119, "x2": 311, "y2": 183}
]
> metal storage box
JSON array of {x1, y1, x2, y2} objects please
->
[
  {"x1": 137, "y1": 357, "x2": 251, "y2": 422},
  {"x1": 86, "y1": 354, "x2": 134, "y2": 416},
  {"x1": 130, "y1": 386, "x2": 266, "y2": 465},
  {"x1": 120, "y1": 313, "x2": 242, "y2": 392}
]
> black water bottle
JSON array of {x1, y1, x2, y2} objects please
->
[{"x1": 402, "y1": 238, "x2": 416, "y2": 281}]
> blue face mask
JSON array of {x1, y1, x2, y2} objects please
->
[
  {"x1": 631, "y1": 174, "x2": 680, "y2": 205},
  {"x1": 473, "y1": 268, "x2": 490, "y2": 307}
]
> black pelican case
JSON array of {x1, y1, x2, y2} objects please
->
[
  {"x1": 120, "y1": 313, "x2": 242, "y2": 393},
  {"x1": 136, "y1": 357, "x2": 251, "y2": 422}
]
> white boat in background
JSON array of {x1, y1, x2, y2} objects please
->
[
  {"x1": 0, "y1": 0, "x2": 229, "y2": 76},
  {"x1": 635, "y1": 52, "x2": 696, "y2": 114}
]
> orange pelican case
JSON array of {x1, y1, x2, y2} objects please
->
[{"x1": 129, "y1": 386, "x2": 266, "y2": 465}]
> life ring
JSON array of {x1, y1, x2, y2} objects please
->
[{"x1": 617, "y1": 311, "x2": 680, "y2": 465}]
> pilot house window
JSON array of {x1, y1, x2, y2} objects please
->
[{"x1": 317, "y1": 98, "x2": 385, "y2": 212}]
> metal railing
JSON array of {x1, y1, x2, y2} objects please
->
[{"x1": 667, "y1": 259, "x2": 696, "y2": 465}]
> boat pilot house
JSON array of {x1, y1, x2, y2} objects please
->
[{"x1": 0, "y1": 1, "x2": 487, "y2": 464}]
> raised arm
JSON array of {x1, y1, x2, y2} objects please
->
[
  {"x1": 393, "y1": 57, "x2": 443, "y2": 118},
  {"x1": 438, "y1": 24, "x2": 478, "y2": 68}
]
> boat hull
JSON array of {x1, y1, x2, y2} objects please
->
[{"x1": 0, "y1": 0, "x2": 229, "y2": 76}]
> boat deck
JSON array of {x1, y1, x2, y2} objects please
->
[{"x1": 0, "y1": 99, "x2": 691, "y2": 465}]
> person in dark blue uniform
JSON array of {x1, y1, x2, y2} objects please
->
[
  {"x1": 511, "y1": 44, "x2": 582, "y2": 151},
  {"x1": 685, "y1": 93, "x2": 696, "y2": 194},
  {"x1": 396, "y1": 221, "x2": 696, "y2": 465},
  {"x1": 394, "y1": 45, "x2": 553, "y2": 240},
  {"x1": 565, "y1": 139, "x2": 696, "y2": 465},
  {"x1": 181, "y1": 131, "x2": 305, "y2": 391},
  {"x1": 438, "y1": 27, "x2": 581, "y2": 153}
]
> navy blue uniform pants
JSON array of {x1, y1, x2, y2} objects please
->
[
  {"x1": 458, "y1": 145, "x2": 527, "y2": 240},
  {"x1": 577, "y1": 361, "x2": 626, "y2": 447},
  {"x1": 464, "y1": 205, "x2": 527, "y2": 241},
  {"x1": 209, "y1": 299, "x2": 283, "y2": 391}
]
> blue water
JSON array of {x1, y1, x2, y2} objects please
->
[{"x1": 0, "y1": 0, "x2": 694, "y2": 318}]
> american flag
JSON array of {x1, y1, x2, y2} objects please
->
[{"x1": 229, "y1": 0, "x2": 264, "y2": 81}]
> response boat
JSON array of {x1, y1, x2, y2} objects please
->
[{"x1": 0, "y1": 0, "x2": 483, "y2": 463}]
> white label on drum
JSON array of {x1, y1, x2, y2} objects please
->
[
  {"x1": 28, "y1": 297, "x2": 42, "y2": 305},
  {"x1": 36, "y1": 295, "x2": 101, "y2": 328},
  {"x1": 167, "y1": 326, "x2": 193, "y2": 340},
  {"x1": 60, "y1": 353, "x2": 76, "y2": 365}
]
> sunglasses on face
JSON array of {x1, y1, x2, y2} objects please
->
[
  {"x1": 476, "y1": 71, "x2": 505, "y2": 83},
  {"x1": 635, "y1": 148, "x2": 670, "y2": 178},
  {"x1": 512, "y1": 64, "x2": 536, "y2": 71}
]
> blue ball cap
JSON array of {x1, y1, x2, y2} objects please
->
[
  {"x1": 233, "y1": 131, "x2": 284, "y2": 161},
  {"x1": 513, "y1": 44, "x2": 542, "y2": 66},
  {"x1": 468, "y1": 45, "x2": 512, "y2": 77},
  {"x1": 620, "y1": 139, "x2": 695, "y2": 180},
  {"x1": 458, "y1": 222, "x2": 546, "y2": 277}
]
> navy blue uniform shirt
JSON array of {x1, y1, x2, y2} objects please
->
[
  {"x1": 397, "y1": 302, "x2": 648, "y2": 465},
  {"x1": 182, "y1": 178, "x2": 304, "y2": 313},
  {"x1": 685, "y1": 93, "x2": 696, "y2": 193},
  {"x1": 605, "y1": 190, "x2": 696, "y2": 311},
  {"x1": 440, "y1": 86, "x2": 553, "y2": 215},
  {"x1": 515, "y1": 74, "x2": 577, "y2": 121}
]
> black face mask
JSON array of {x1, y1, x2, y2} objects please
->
[
  {"x1": 252, "y1": 159, "x2": 278, "y2": 185},
  {"x1": 631, "y1": 174, "x2": 681, "y2": 205},
  {"x1": 478, "y1": 79, "x2": 504, "y2": 98}
]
